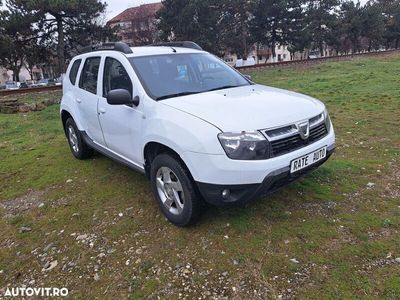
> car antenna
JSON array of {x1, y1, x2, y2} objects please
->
[{"x1": 171, "y1": 47, "x2": 177, "y2": 53}]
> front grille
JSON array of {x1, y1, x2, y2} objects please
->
[{"x1": 270, "y1": 122, "x2": 328, "y2": 157}]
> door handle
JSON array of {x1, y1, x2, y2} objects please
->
[
  {"x1": 99, "y1": 108, "x2": 106, "y2": 114},
  {"x1": 76, "y1": 98, "x2": 82, "y2": 103}
]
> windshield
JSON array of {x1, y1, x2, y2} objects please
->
[{"x1": 129, "y1": 53, "x2": 250, "y2": 100}]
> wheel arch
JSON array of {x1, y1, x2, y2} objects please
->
[
  {"x1": 60, "y1": 107, "x2": 84, "y2": 133},
  {"x1": 61, "y1": 109, "x2": 73, "y2": 132},
  {"x1": 143, "y1": 141, "x2": 191, "y2": 180}
]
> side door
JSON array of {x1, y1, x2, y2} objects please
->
[
  {"x1": 98, "y1": 55, "x2": 144, "y2": 165},
  {"x1": 77, "y1": 56, "x2": 105, "y2": 145}
]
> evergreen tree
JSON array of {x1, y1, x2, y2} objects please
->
[
  {"x1": 377, "y1": 0, "x2": 400, "y2": 48},
  {"x1": 362, "y1": 1, "x2": 385, "y2": 51},
  {"x1": 252, "y1": 0, "x2": 304, "y2": 61},
  {"x1": 305, "y1": 0, "x2": 341, "y2": 56},
  {"x1": 0, "y1": 8, "x2": 37, "y2": 81},
  {"x1": 157, "y1": 0, "x2": 224, "y2": 54},
  {"x1": 340, "y1": 1, "x2": 364, "y2": 53},
  {"x1": 8, "y1": 0, "x2": 114, "y2": 75}
]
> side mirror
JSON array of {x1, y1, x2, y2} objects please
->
[
  {"x1": 244, "y1": 74, "x2": 252, "y2": 81},
  {"x1": 107, "y1": 89, "x2": 140, "y2": 107}
]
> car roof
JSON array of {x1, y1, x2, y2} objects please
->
[
  {"x1": 74, "y1": 45, "x2": 205, "y2": 61},
  {"x1": 127, "y1": 46, "x2": 205, "y2": 58}
]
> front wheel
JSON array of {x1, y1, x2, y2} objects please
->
[{"x1": 150, "y1": 154, "x2": 202, "y2": 227}]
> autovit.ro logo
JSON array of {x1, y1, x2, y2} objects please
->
[{"x1": 1, "y1": 287, "x2": 69, "y2": 297}]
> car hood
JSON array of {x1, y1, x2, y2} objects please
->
[{"x1": 162, "y1": 85, "x2": 325, "y2": 132}]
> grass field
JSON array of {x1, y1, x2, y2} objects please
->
[
  {"x1": 0, "y1": 53, "x2": 399, "y2": 299},
  {"x1": 0, "y1": 90, "x2": 62, "y2": 105}
]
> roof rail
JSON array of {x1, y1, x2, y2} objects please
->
[
  {"x1": 79, "y1": 42, "x2": 133, "y2": 54},
  {"x1": 152, "y1": 41, "x2": 203, "y2": 51}
]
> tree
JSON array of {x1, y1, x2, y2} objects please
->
[
  {"x1": 305, "y1": 0, "x2": 341, "y2": 56},
  {"x1": 8, "y1": 0, "x2": 113, "y2": 75},
  {"x1": 218, "y1": 0, "x2": 256, "y2": 60},
  {"x1": 157, "y1": 0, "x2": 224, "y2": 54},
  {"x1": 340, "y1": 1, "x2": 364, "y2": 53},
  {"x1": 0, "y1": 9, "x2": 36, "y2": 81},
  {"x1": 24, "y1": 42, "x2": 50, "y2": 80},
  {"x1": 287, "y1": 23, "x2": 313, "y2": 60},
  {"x1": 377, "y1": 0, "x2": 400, "y2": 49},
  {"x1": 252, "y1": 0, "x2": 304, "y2": 61},
  {"x1": 361, "y1": 2, "x2": 385, "y2": 51}
]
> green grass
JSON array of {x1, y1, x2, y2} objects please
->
[
  {"x1": 0, "y1": 53, "x2": 399, "y2": 298},
  {"x1": 0, "y1": 90, "x2": 61, "y2": 105}
]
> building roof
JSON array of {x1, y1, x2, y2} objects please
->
[{"x1": 107, "y1": 2, "x2": 163, "y2": 24}]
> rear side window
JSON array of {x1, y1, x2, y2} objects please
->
[
  {"x1": 69, "y1": 59, "x2": 81, "y2": 85},
  {"x1": 79, "y1": 57, "x2": 101, "y2": 94},
  {"x1": 103, "y1": 57, "x2": 133, "y2": 97}
]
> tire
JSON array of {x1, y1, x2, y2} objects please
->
[
  {"x1": 150, "y1": 154, "x2": 202, "y2": 227},
  {"x1": 65, "y1": 118, "x2": 93, "y2": 160}
]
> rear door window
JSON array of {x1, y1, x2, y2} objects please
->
[{"x1": 79, "y1": 57, "x2": 101, "y2": 94}]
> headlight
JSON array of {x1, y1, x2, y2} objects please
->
[
  {"x1": 324, "y1": 109, "x2": 331, "y2": 132},
  {"x1": 218, "y1": 131, "x2": 270, "y2": 160}
]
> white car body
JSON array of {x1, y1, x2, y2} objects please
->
[{"x1": 61, "y1": 43, "x2": 335, "y2": 211}]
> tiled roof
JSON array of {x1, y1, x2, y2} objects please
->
[{"x1": 108, "y1": 2, "x2": 163, "y2": 24}]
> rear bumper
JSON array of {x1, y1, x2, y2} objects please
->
[{"x1": 196, "y1": 147, "x2": 335, "y2": 206}]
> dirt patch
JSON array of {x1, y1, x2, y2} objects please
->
[
  {"x1": 0, "y1": 189, "x2": 51, "y2": 217},
  {"x1": 0, "y1": 98, "x2": 60, "y2": 114}
]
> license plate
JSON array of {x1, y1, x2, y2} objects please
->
[{"x1": 290, "y1": 146, "x2": 327, "y2": 174}]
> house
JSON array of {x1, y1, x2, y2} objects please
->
[
  {"x1": 0, "y1": 66, "x2": 44, "y2": 85},
  {"x1": 107, "y1": 3, "x2": 163, "y2": 46},
  {"x1": 223, "y1": 44, "x2": 291, "y2": 67}
]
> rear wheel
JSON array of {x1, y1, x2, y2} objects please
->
[
  {"x1": 150, "y1": 154, "x2": 202, "y2": 226},
  {"x1": 65, "y1": 118, "x2": 93, "y2": 160}
]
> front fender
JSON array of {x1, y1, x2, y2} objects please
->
[{"x1": 142, "y1": 102, "x2": 225, "y2": 159}]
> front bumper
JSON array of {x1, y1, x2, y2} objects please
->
[{"x1": 196, "y1": 146, "x2": 335, "y2": 206}]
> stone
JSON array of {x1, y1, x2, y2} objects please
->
[
  {"x1": 42, "y1": 260, "x2": 58, "y2": 272},
  {"x1": 43, "y1": 243, "x2": 54, "y2": 252},
  {"x1": 76, "y1": 234, "x2": 88, "y2": 241},
  {"x1": 18, "y1": 105, "x2": 31, "y2": 113},
  {"x1": 290, "y1": 258, "x2": 300, "y2": 264},
  {"x1": 19, "y1": 227, "x2": 32, "y2": 233}
]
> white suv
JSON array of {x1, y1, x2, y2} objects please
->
[{"x1": 61, "y1": 42, "x2": 335, "y2": 226}]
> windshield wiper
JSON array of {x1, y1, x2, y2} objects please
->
[
  {"x1": 156, "y1": 91, "x2": 201, "y2": 100},
  {"x1": 205, "y1": 85, "x2": 239, "y2": 92}
]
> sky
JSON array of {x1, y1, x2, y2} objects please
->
[{"x1": 105, "y1": 0, "x2": 369, "y2": 21}]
